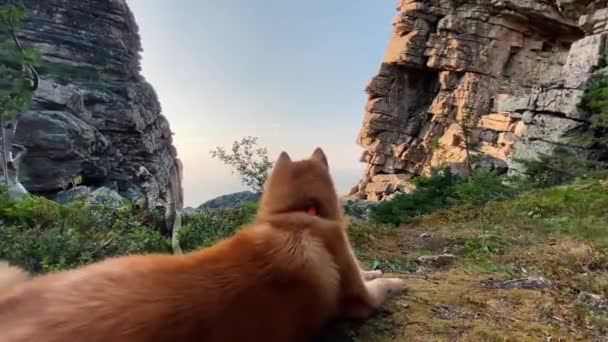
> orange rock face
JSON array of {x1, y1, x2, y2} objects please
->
[{"x1": 352, "y1": 0, "x2": 608, "y2": 200}]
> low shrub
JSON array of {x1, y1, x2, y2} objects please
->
[
  {"x1": 370, "y1": 168, "x2": 462, "y2": 225},
  {"x1": 0, "y1": 189, "x2": 263, "y2": 273},
  {"x1": 178, "y1": 202, "x2": 257, "y2": 251},
  {"x1": 454, "y1": 171, "x2": 519, "y2": 207},
  {"x1": 0, "y1": 193, "x2": 169, "y2": 273},
  {"x1": 370, "y1": 169, "x2": 521, "y2": 225}
]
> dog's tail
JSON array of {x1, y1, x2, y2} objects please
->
[{"x1": 0, "y1": 261, "x2": 30, "y2": 293}]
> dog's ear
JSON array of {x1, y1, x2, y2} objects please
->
[
  {"x1": 274, "y1": 151, "x2": 292, "y2": 170},
  {"x1": 311, "y1": 147, "x2": 328, "y2": 168}
]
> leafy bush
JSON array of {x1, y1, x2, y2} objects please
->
[
  {"x1": 0, "y1": 188, "x2": 262, "y2": 273},
  {"x1": 458, "y1": 235, "x2": 506, "y2": 259},
  {"x1": 370, "y1": 168, "x2": 462, "y2": 225},
  {"x1": 0, "y1": 193, "x2": 170, "y2": 273},
  {"x1": 454, "y1": 171, "x2": 518, "y2": 207},
  {"x1": 178, "y1": 202, "x2": 257, "y2": 251},
  {"x1": 370, "y1": 169, "x2": 522, "y2": 225},
  {"x1": 343, "y1": 201, "x2": 367, "y2": 219},
  {"x1": 368, "y1": 256, "x2": 417, "y2": 273}
]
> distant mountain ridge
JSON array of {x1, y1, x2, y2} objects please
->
[{"x1": 197, "y1": 191, "x2": 261, "y2": 210}]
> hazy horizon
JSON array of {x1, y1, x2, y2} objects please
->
[{"x1": 127, "y1": 1, "x2": 395, "y2": 207}]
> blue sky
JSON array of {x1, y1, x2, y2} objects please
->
[{"x1": 127, "y1": 0, "x2": 395, "y2": 206}]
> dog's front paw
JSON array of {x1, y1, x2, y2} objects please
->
[
  {"x1": 364, "y1": 277, "x2": 408, "y2": 310},
  {"x1": 382, "y1": 278, "x2": 407, "y2": 296},
  {"x1": 361, "y1": 269, "x2": 383, "y2": 281}
]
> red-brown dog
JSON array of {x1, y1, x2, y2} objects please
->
[{"x1": 0, "y1": 148, "x2": 405, "y2": 342}]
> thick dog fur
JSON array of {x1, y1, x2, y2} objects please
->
[
  {"x1": 0, "y1": 262, "x2": 29, "y2": 293},
  {"x1": 0, "y1": 148, "x2": 405, "y2": 342}
]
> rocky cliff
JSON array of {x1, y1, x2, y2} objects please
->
[
  {"x1": 3, "y1": 0, "x2": 183, "y2": 211},
  {"x1": 352, "y1": 0, "x2": 608, "y2": 200}
]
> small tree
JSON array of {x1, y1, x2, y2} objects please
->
[
  {"x1": 0, "y1": 1, "x2": 39, "y2": 197},
  {"x1": 459, "y1": 109, "x2": 477, "y2": 175},
  {"x1": 210, "y1": 136, "x2": 274, "y2": 193}
]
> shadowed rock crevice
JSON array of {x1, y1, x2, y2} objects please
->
[{"x1": 356, "y1": 65, "x2": 439, "y2": 200}]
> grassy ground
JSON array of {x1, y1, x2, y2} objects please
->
[
  {"x1": 2, "y1": 175, "x2": 606, "y2": 340},
  {"x1": 317, "y1": 178, "x2": 608, "y2": 341}
]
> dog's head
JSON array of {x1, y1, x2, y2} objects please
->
[{"x1": 258, "y1": 148, "x2": 341, "y2": 221}]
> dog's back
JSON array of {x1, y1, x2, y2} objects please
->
[
  {"x1": 0, "y1": 262, "x2": 29, "y2": 293},
  {"x1": 0, "y1": 220, "x2": 342, "y2": 342}
]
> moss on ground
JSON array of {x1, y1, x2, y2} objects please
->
[{"x1": 316, "y1": 178, "x2": 608, "y2": 341}]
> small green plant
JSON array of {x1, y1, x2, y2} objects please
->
[
  {"x1": 368, "y1": 256, "x2": 417, "y2": 273},
  {"x1": 430, "y1": 136, "x2": 442, "y2": 151},
  {"x1": 458, "y1": 235, "x2": 506, "y2": 260}
]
